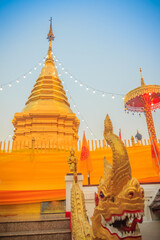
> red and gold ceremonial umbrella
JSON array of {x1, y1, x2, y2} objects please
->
[{"x1": 124, "y1": 68, "x2": 160, "y2": 141}]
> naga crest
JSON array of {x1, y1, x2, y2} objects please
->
[
  {"x1": 91, "y1": 115, "x2": 144, "y2": 240},
  {"x1": 71, "y1": 114, "x2": 144, "y2": 240}
]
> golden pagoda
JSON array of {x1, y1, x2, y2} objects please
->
[{"x1": 12, "y1": 18, "x2": 80, "y2": 150}]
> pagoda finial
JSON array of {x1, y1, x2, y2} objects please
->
[
  {"x1": 140, "y1": 67, "x2": 145, "y2": 86},
  {"x1": 47, "y1": 17, "x2": 55, "y2": 41},
  {"x1": 46, "y1": 18, "x2": 55, "y2": 64}
]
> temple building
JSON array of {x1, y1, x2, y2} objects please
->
[{"x1": 12, "y1": 19, "x2": 80, "y2": 150}]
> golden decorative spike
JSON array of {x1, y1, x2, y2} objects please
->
[
  {"x1": 46, "y1": 40, "x2": 54, "y2": 63},
  {"x1": 131, "y1": 135, "x2": 135, "y2": 146},
  {"x1": 99, "y1": 176, "x2": 104, "y2": 186},
  {"x1": 47, "y1": 17, "x2": 55, "y2": 41},
  {"x1": 46, "y1": 18, "x2": 55, "y2": 63},
  {"x1": 104, "y1": 114, "x2": 113, "y2": 135},
  {"x1": 71, "y1": 181, "x2": 92, "y2": 240},
  {"x1": 104, "y1": 114, "x2": 131, "y2": 195},
  {"x1": 103, "y1": 157, "x2": 112, "y2": 179},
  {"x1": 140, "y1": 67, "x2": 145, "y2": 86}
]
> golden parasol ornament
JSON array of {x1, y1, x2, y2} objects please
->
[{"x1": 124, "y1": 68, "x2": 160, "y2": 141}]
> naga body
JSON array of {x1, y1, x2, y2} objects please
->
[{"x1": 71, "y1": 115, "x2": 144, "y2": 240}]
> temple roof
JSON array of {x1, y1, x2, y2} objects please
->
[{"x1": 23, "y1": 20, "x2": 72, "y2": 114}]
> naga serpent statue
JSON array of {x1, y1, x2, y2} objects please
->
[{"x1": 71, "y1": 114, "x2": 144, "y2": 240}]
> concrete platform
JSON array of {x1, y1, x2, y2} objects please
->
[{"x1": 140, "y1": 221, "x2": 160, "y2": 240}]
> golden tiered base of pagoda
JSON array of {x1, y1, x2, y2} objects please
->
[{"x1": 12, "y1": 112, "x2": 79, "y2": 150}]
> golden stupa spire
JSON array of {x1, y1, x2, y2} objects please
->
[
  {"x1": 12, "y1": 19, "x2": 80, "y2": 150},
  {"x1": 140, "y1": 67, "x2": 145, "y2": 86},
  {"x1": 47, "y1": 17, "x2": 55, "y2": 41},
  {"x1": 46, "y1": 17, "x2": 55, "y2": 64},
  {"x1": 23, "y1": 18, "x2": 71, "y2": 113}
]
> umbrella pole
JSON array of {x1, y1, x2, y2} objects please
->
[{"x1": 144, "y1": 101, "x2": 157, "y2": 142}]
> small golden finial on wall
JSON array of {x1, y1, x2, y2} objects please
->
[{"x1": 131, "y1": 136, "x2": 135, "y2": 146}]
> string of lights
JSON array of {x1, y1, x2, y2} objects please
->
[
  {"x1": 0, "y1": 57, "x2": 46, "y2": 91},
  {"x1": 4, "y1": 127, "x2": 14, "y2": 142},
  {"x1": 0, "y1": 52, "x2": 125, "y2": 100},
  {"x1": 0, "y1": 51, "x2": 158, "y2": 126},
  {"x1": 53, "y1": 54, "x2": 125, "y2": 100},
  {"x1": 2, "y1": 52, "x2": 156, "y2": 122},
  {"x1": 0, "y1": 53, "x2": 158, "y2": 141},
  {"x1": 61, "y1": 76, "x2": 98, "y2": 140}
]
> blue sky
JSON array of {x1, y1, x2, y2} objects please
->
[{"x1": 0, "y1": 0, "x2": 160, "y2": 143}]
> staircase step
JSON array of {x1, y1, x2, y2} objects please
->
[
  {"x1": 0, "y1": 214, "x2": 70, "y2": 232},
  {"x1": 0, "y1": 217, "x2": 70, "y2": 232},
  {"x1": 0, "y1": 229, "x2": 71, "y2": 240},
  {"x1": 0, "y1": 214, "x2": 71, "y2": 240}
]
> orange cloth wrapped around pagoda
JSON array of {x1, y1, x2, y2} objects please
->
[
  {"x1": 0, "y1": 143, "x2": 160, "y2": 205},
  {"x1": 0, "y1": 189, "x2": 65, "y2": 205}
]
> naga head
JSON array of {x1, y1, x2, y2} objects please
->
[{"x1": 92, "y1": 115, "x2": 144, "y2": 240}]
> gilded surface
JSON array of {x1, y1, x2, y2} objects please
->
[
  {"x1": 23, "y1": 38, "x2": 71, "y2": 112},
  {"x1": 68, "y1": 148, "x2": 78, "y2": 182},
  {"x1": 71, "y1": 181, "x2": 92, "y2": 240},
  {"x1": 71, "y1": 114, "x2": 144, "y2": 240},
  {"x1": 12, "y1": 21, "x2": 80, "y2": 148}
]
